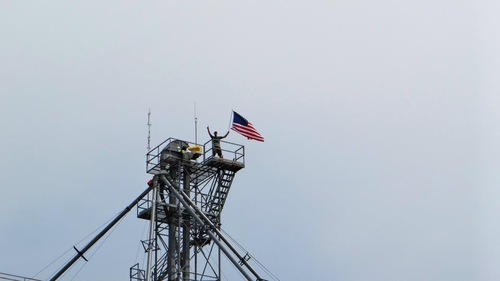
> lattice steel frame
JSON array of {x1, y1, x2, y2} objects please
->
[{"x1": 131, "y1": 138, "x2": 246, "y2": 281}]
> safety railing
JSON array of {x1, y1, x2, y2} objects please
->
[
  {"x1": 202, "y1": 139, "x2": 245, "y2": 164},
  {"x1": 146, "y1": 138, "x2": 244, "y2": 174},
  {"x1": 0, "y1": 272, "x2": 41, "y2": 281}
]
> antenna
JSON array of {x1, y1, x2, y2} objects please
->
[
  {"x1": 147, "y1": 109, "x2": 152, "y2": 151},
  {"x1": 194, "y1": 102, "x2": 198, "y2": 144}
]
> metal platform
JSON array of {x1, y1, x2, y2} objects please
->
[
  {"x1": 146, "y1": 138, "x2": 245, "y2": 175},
  {"x1": 137, "y1": 202, "x2": 217, "y2": 224},
  {"x1": 203, "y1": 156, "x2": 245, "y2": 172}
]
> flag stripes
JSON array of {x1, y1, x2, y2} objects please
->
[{"x1": 231, "y1": 111, "x2": 264, "y2": 142}]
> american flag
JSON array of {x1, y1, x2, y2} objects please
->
[{"x1": 231, "y1": 111, "x2": 265, "y2": 142}]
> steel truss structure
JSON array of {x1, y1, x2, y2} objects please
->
[{"x1": 130, "y1": 138, "x2": 264, "y2": 281}]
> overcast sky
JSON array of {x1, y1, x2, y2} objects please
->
[{"x1": 1, "y1": 1, "x2": 500, "y2": 281}]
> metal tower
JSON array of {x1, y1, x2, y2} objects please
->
[{"x1": 130, "y1": 137, "x2": 264, "y2": 281}]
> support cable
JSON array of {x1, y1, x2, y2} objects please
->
[
  {"x1": 135, "y1": 220, "x2": 149, "y2": 264},
  {"x1": 69, "y1": 216, "x2": 124, "y2": 281},
  {"x1": 220, "y1": 253, "x2": 247, "y2": 281},
  {"x1": 31, "y1": 248, "x2": 72, "y2": 279},
  {"x1": 48, "y1": 185, "x2": 152, "y2": 281},
  {"x1": 221, "y1": 229, "x2": 280, "y2": 281},
  {"x1": 248, "y1": 254, "x2": 281, "y2": 281},
  {"x1": 68, "y1": 258, "x2": 87, "y2": 281},
  {"x1": 32, "y1": 214, "x2": 118, "y2": 280}
]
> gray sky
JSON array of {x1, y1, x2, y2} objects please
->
[{"x1": 1, "y1": 1, "x2": 500, "y2": 280}]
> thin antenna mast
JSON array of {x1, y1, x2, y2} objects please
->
[
  {"x1": 194, "y1": 102, "x2": 198, "y2": 144},
  {"x1": 147, "y1": 109, "x2": 152, "y2": 151}
]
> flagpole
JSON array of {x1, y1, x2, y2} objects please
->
[
  {"x1": 227, "y1": 110, "x2": 233, "y2": 132},
  {"x1": 147, "y1": 109, "x2": 152, "y2": 151}
]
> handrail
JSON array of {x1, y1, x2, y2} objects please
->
[
  {"x1": 202, "y1": 139, "x2": 245, "y2": 163},
  {"x1": 147, "y1": 137, "x2": 245, "y2": 174},
  {"x1": 0, "y1": 272, "x2": 41, "y2": 281}
]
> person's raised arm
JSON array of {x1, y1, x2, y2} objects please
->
[
  {"x1": 222, "y1": 130, "x2": 230, "y2": 138},
  {"x1": 207, "y1": 126, "x2": 213, "y2": 138}
]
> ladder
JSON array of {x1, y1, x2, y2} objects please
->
[{"x1": 208, "y1": 170, "x2": 236, "y2": 216}]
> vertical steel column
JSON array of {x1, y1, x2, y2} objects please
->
[
  {"x1": 182, "y1": 169, "x2": 191, "y2": 281},
  {"x1": 146, "y1": 179, "x2": 158, "y2": 281},
  {"x1": 167, "y1": 166, "x2": 178, "y2": 281},
  {"x1": 194, "y1": 183, "x2": 199, "y2": 281},
  {"x1": 217, "y1": 171, "x2": 222, "y2": 280}
]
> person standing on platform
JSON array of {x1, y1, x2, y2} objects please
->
[{"x1": 207, "y1": 126, "x2": 229, "y2": 158}]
